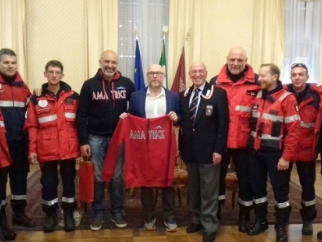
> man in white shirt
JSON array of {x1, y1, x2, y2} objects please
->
[{"x1": 120, "y1": 64, "x2": 181, "y2": 232}]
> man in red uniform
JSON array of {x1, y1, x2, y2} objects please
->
[
  {"x1": 247, "y1": 64, "x2": 300, "y2": 242},
  {"x1": 0, "y1": 109, "x2": 13, "y2": 241},
  {"x1": 0, "y1": 48, "x2": 34, "y2": 241},
  {"x1": 25, "y1": 60, "x2": 79, "y2": 233},
  {"x1": 284, "y1": 63, "x2": 321, "y2": 236},
  {"x1": 209, "y1": 47, "x2": 260, "y2": 232}
]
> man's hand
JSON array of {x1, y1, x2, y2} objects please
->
[
  {"x1": 277, "y1": 157, "x2": 290, "y2": 171},
  {"x1": 212, "y1": 152, "x2": 222, "y2": 165},
  {"x1": 33, "y1": 88, "x2": 42, "y2": 96},
  {"x1": 168, "y1": 111, "x2": 178, "y2": 123},
  {"x1": 28, "y1": 153, "x2": 39, "y2": 165},
  {"x1": 119, "y1": 112, "x2": 128, "y2": 119},
  {"x1": 80, "y1": 144, "x2": 91, "y2": 157}
]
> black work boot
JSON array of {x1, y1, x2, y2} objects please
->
[
  {"x1": 238, "y1": 204, "x2": 252, "y2": 233},
  {"x1": 238, "y1": 215, "x2": 250, "y2": 233},
  {"x1": 1, "y1": 205, "x2": 16, "y2": 241},
  {"x1": 42, "y1": 204, "x2": 57, "y2": 233},
  {"x1": 64, "y1": 210, "x2": 75, "y2": 232},
  {"x1": 276, "y1": 225, "x2": 288, "y2": 242},
  {"x1": 43, "y1": 214, "x2": 57, "y2": 233},
  {"x1": 247, "y1": 202, "x2": 268, "y2": 236},
  {"x1": 317, "y1": 230, "x2": 322, "y2": 239},
  {"x1": 247, "y1": 218, "x2": 268, "y2": 236},
  {"x1": 302, "y1": 220, "x2": 313, "y2": 235},
  {"x1": 301, "y1": 204, "x2": 316, "y2": 235}
]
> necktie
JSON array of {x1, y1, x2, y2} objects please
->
[{"x1": 189, "y1": 88, "x2": 200, "y2": 123}]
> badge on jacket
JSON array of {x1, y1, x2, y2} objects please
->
[
  {"x1": 38, "y1": 100, "x2": 48, "y2": 108},
  {"x1": 205, "y1": 105, "x2": 213, "y2": 116}
]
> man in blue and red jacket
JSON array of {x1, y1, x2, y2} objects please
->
[
  {"x1": 25, "y1": 60, "x2": 79, "y2": 233},
  {"x1": 284, "y1": 63, "x2": 322, "y2": 237},
  {"x1": 247, "y1": 64, "x2": 300, "y2": 242},
  {"x1": 0, "y1": 48, "x2": 35, "y2": 241},
  {"x1": 209, "y1": 47, "x2": 260, "y2": 232}
]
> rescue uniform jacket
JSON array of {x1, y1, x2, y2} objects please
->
[
  {"x1": 24, "y1": 82, "x2": 80, "y2": 163},
  {"x1": 209, "y1": 64, "x2": 260, "y2": 148},
  {"x1": 0, "y1": 110, "x2": 12, "y2": 168},
  {"x1": 248, "y1": 83, "x2": 301, "y2": 161},
  {"x1": 285, "y1": 84, "x2": 322, "y2": 161},
  {"x1": 0, "y1": 72, "x2": 31, "y2": 141},
  {"x1": 102, "y1": 114, "x2": 177, "y2": 188},
  {"x1": 77, "y1": 70, "x2": 135, "y2": 145}
]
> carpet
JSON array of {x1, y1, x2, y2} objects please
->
[{"x1": 5, "y1": 170, "x2": 322, "y2": 231}]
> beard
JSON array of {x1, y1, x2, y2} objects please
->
[{"x1": 103, "y1": 68, "x2": 116, "y2": 78}]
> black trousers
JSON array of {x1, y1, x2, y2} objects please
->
[
  {"x1": 249, "y1": 150, "x2": 291, "y2": 225},
  {"x1": 0, "y1": 166, "x2": 9, "y2": 209},
  {"x1": 8, "y1": 140, "x2": 29, "y2": 214},
  {"x1": 290, "y1": 160, "x2": 317, "y2": 221},
  {"x1": 219, "y1": 148, "x2": 252, "y2": 205},
  {"x1": 40, "y1": 159, "x2": 76, "y2": 212}
]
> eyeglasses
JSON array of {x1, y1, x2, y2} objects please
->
[
  {"x1": 190, "y1": 70, "x2": 206, "y2": 75},
  {"x1": 147, "y1": 72, "x2": 164, "y2": 77}
]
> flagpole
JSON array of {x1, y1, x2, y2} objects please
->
[
  {"x1": 134, "y1": 26, "x2": 138, "y2": 40},
  {"x1": 184, "y1": 28, "x2": 191, "y2": 49},
  {"x1": 160, "y1": 26, "x2": 168, "y2": 89}
]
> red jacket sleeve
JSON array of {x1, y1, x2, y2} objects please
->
[
  {"x1": 101, "y1": 118, "x2": 126, "y2": 182},
  {"x1": 281, "y1": 95, "x2": 301, "y2": 161},
  {"x1": 24, "y1": 98, "x2": 39, "y2": 155}
]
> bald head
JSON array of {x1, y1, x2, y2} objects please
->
[
  {"x1": 147, "y1": 64, "x2": 163, "y2": 73},
  {"x1": 99, "y1": 50, "x2": 118, "y2": 81},
  {"x1": 189, "y1": 61, "x2": 207, "y2": 87},
  {"x1": 226, "y1": 47, "x2": 248, "y2": 75}
]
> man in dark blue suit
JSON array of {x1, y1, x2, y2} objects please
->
[
  {"x1": 120, "y1": 64, "x2": 181, "y2": 232},
  {"x1": 179, "y1": 62, "x2": 229, "y2": 242}
]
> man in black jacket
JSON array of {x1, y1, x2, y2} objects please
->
[
  {"x1": 77, "y1": 50, "x2": 135, "y2": 231},
  {"x1": 179, "y1": 61, "x2": 229, "y2": 242}
]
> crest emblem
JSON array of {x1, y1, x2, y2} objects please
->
[
  {"x1": 205, "y1": 105, "x2": 213, "y2": 116},
  {"x1": 38, "y1": 100, "x2": 48, "y2": 108}
]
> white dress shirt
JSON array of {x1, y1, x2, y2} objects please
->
[{"x1": 145, "y1": 88, "x2": 166, "y2": 118}]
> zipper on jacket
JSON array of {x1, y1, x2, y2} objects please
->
[
  {"x1": 10, "y1": 84, "x2": 17, "y2": 139},
  {"x1": 147, "y1": 118, "x2": 150, "y2": 145}
]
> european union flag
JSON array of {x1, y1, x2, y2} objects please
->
[{"x1": 134, "y1": 40, "x2": 145, "y2": 91}]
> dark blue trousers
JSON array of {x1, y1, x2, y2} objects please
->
[{"x1": 249, "y1": 150, "x2": 291, "y2": 226}]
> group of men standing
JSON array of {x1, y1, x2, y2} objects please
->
[{"x1": 0, "y1": 45, "x2": 321, "y2": 242}]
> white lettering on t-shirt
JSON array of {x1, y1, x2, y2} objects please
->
[{"x1": 92, "y1": 91, "x2": 108, "y2": 100}]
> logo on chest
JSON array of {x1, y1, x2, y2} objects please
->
[{"x1": 269, "y1": 109, "x2": 278, "y2": 115}]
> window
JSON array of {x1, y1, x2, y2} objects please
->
[
  {"x1": 282, "y1": 0, "x2": 322, "y2": 83},
  {"x1": 118, "y1": 0, "x2": 169, "y2": 82}
]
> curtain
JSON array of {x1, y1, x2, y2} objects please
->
[
  {"x1": 84, "y1": 0, "x2": 118, "y2": 79},
  {"x1": 117, "y1": 0, "x2": 169, "y2": 83},
  {"x1": 0, "y1": 0, "x2": 27, "y2": 82},
  {"x1": 282, "y1": 0, "x2": 322, "y2": 83},
  {"x1": 168, "y1": 0, "x2": 201, "y2": 87},
  {"x1": 251, "y1": 0, "x2": 284, "y2": 73}
]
